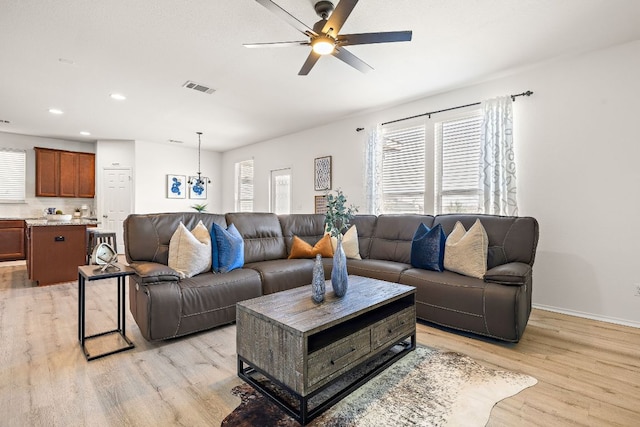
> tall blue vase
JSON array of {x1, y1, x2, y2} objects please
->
[
  {"x1": 311, "y1": 254, "x2": 325, "y2": 303},
  {"x1": 331, "y1": 237, "x2": 348, "y2": 297}
]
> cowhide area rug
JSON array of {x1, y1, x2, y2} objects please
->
[{"x1": 221, "y1": 346, "x2": 537, "y2": 427}]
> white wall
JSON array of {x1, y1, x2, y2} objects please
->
[
  {"x1": 0, "y1": 132, "x2": 95, "y2": 218},
  {"x1": 221, "y1": 40, "x2": 640, "y2": 326},
  {"x1": 133, "y1": 140, "x2": 223, "y2": 214}
]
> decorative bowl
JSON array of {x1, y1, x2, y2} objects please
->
[{"x1": 45, "y1": 214, "x2": 72, "y2": 221}]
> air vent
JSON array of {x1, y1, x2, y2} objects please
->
[
  {"x1": 0, "y1": 119, "x2": 10, "y2": 124},
  {"x1": 182, "y1": 80, "x2": 215, "y2": 95}
]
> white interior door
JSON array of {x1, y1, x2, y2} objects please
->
[
  {"x1": 102, "y1": 168, "x2": 132, "y2": 253},
  {"x1": 270, "y1": 168, "x2": 291, "y2": 215}
]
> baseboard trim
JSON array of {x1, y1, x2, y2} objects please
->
[{"x1": 533, "y1": 303, "x2": 640, "y2": 329}]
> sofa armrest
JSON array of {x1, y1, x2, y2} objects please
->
[
  {"x1": 484, "y1": 262, "x2": 531, "y2": 286},
  {"x1": 129, "y1": 261, "x2": 180, "y2": 284}
]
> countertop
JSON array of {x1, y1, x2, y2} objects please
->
[{"x1": 25, "y1": 218, "x2": 100, "y2": 227}]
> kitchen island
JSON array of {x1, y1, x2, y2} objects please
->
[{"x1": 25, "y1": 219, "x2": 99, "y2": 286}]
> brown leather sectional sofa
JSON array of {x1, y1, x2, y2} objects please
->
[{"x1": 124, "y1": 212, "x2": 539, "y2": 343}]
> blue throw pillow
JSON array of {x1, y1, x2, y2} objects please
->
[
  {"x1": 411, "y1": 223, "x2": 445, "y2": 272},
  {"x1": 211, "y1": 223, "x2": 244, "y2": 273}
]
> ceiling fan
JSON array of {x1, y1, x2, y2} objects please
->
[{"x1": 244, "y1": 0, "x2": 412, "y2": 75}]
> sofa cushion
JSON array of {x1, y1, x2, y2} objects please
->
[
  {"x1": 484, "y1": 262, "x2": 531, "y2": 285},
  {"x1": 124, "y1": 212, "x2": 227, "y2": 265},
  {"x1": 168, "y1": 221, "x2": 212, "y2": 279},
  {"x1": 350, "y1": 215, "x2": 377, "y2": 259},
  {"x1": 227, "y1": 212, "x2": 287, "y2": 263},
  {"x1": 444, "y1": 219, "x2": 488, "y2": 279},
  {"x1": 288, "y1": 234, "x2": 333, "y2": 259},
  {"x1": 368, "y1": 214, "x2": 435, "y2": 263},
  {"x1": 411, "y1": 223, "x2": 445, "y2": 272},
  {"x1": 434, "y1": 214, "x2": 539, "y2": 269},
  {"x1": 279, "y1": 214, "x2": 326, "y2": 255},
  {"x1": 245, "y1": 259, "x2": 314, "y2": 294},
  {"x1": 177, "y1": 269, "x2": 262, "y2": 327},
  {"x1": 399, "y1": 268, "x2": 489, "y2": 335},
  {"x1": 328, "y1": 225, "x2": 362, "y2": 260},
  {"x1": 346, "y1": 259, "x2": 410, "y2": 283},
  {"x1": 212, "y1": 223, "x2": 244, "y2": 273}
]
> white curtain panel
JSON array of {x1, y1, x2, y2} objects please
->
[
  {"x1": 480, "y1": 96, "x2": 518, "y2": 216},
  {"x1": 364, "y1": 125, "x2": 383, "y2": 215}
]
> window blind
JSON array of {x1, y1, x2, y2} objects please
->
[
  {"x1": 381, "y1": 124, "x2": 425, "y2": 214},
  {"x1": 435, "y1": 112, "x2": 483, "y2": 214},
  {"x1": 236, "y1": 159, "x2": 254, "y2": 212},
  {"x1": 0, "y1": 148, "x2": 26, "y2": 202}
]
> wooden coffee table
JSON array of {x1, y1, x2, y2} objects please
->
[{"x1": 236, "y1": 275, "x2": 416, "y2": 424}]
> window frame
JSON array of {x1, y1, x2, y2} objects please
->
[
  {"x1": 235, "y1": 159, "x2": 254, "y2": 212},
  {"x1": 374, "y1": 106, "x2": 484, "y2": 215},
  {"x1": 434, "y1": 109, "x2": 484, "y2": 214},
  {"x1": 0, "y1": 148, "x2": 27, "y2": 203},
  {"x1": 379, "y1": 121, "x2": 427, "y2": 214}
]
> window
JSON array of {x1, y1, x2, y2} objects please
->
[
  {"x1": 370, "y1": 109, "x2": 484, "y2": 215},
  {"x1": 435, "y1": 111, "x2": 483, "y2": 214},
  {"x1": 380, "y1": 124, "x2": 426, "y2": 214},
  {"x1": 270, "y1": 168, "x2": 291, "y2": 215},
  {"x1": 235, "y1": 159, "x2": 254, "y2": 212},
  {"x1": 0, "y1": 148, "x2": 26, "y2": 203}
]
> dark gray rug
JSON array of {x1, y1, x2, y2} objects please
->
[{"x1": 221, "y1": 346, "x2": 536, "y2": 426}]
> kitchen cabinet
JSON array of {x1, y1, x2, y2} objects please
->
[
  {"x1": 35, "y1": 148, "x2": 59, "y2": 197},
  {"x1": 27, "y1": 224, "x2": 87, "y2": 285},
  {"x1": 77, "y1": 152, "x2": 96, "y2": 198},
  {"x1": 35, "y1": 147, "x2": 95, "y2": 198},
  {"x1": 0, "y1": 220, "x2": 26, "y2": 261}
]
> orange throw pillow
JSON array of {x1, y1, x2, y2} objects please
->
[{"x1": 288, "y1": 234, "x2": 334, "y2": 259}]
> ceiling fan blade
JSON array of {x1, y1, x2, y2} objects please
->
[
  {"x1": 298, "y1": 51, "x2": 321, "y2": 75},
  {"x1": 244, "y1": 41, "x2": 309, "y2": 48},
  {"x1": 331, "y1": 46, "x2": 373, "y2": 73},
  {"x1": 337, "y1": 31, "x2": 412, "y2": 46},
  {"x1": 255, "y1": 0, "x2": 317, "y2": 37},
  {"x1": 322, "y1": 0, "x2": 358, "y2": 37}
]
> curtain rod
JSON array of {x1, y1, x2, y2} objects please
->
[{"x1": 358, "y1": 90, "x2": 533, "y2": 130}]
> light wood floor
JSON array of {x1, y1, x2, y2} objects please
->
[{"x1": 1, "y1": 261, "x2": 639, "y2": 426}]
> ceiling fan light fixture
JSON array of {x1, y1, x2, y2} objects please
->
[{"x1": 312, "y1": 36, "x2": 335, "y2": 55}]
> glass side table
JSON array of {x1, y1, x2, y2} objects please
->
[{"x1": 78, "y1": 263, "x2": 135, "y2": 361}]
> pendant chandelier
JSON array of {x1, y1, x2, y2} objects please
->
[{"x1": 187, "y1": 131, "x2": 211, "y2": 187}]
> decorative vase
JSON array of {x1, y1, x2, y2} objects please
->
[
  {"x1": 331, "y1": 237, "x2": 348, "y2": 297},
  {"x1": 311, "y1": 254, "x2": 325, "y2": 303}
]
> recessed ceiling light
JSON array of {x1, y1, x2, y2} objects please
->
[
  {"x1": 49, "y1": 108, "x2": 64, "y2": 115},
  {"x1": 110, "y1": 93, "x2": 126, "y2": 100},
  {"x1": 80, "y1": 131, "x2": 91, "y2": 136}
]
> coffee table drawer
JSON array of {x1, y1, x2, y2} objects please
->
[
  {"x1": 371, "y1": 306, "x2": 416, "y2": 350},
  {"x1": 307, "y1": 329, "x2": 371, "y2": 387}
]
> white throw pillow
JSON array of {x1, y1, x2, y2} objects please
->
[
  {"x1": 327, "y1": 225, "x2": 362, "y2": 260},
  {"x1": 168, "y1": 221, "x2": 212, "y2": 278},
  {"x1": 444, "y1": 219, "x2": 488, "y2": 279}
]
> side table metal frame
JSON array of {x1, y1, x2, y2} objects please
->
[{"x1": 78, "y1": 263, "x2": 135, "y2": 361}]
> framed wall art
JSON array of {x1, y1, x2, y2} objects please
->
[
  {"x1": 314, "y1": 195, "x2": 328, "y2": 214},
  {"x1": 314, "y1": 156, "x2": 332, "y2": 191},
  {"x1": 188, "y1": 176, "x2": 208, "y2": 200},
  {"x1": 167, "y1": 174, "x2": 186, "y2": 199}
]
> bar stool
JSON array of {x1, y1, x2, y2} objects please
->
[{"x1": 86, "y1": 228, "x2": 118, "y2": 264}]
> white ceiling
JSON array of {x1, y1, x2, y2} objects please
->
[{"x1": 1, "y1": 0, "x2": 639, "y2": 151}]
